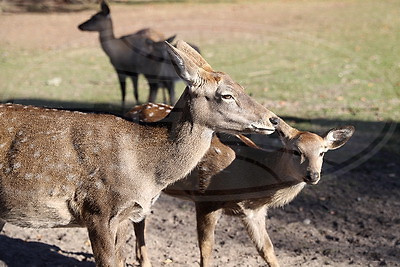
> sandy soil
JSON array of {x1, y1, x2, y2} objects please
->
[
  {"x1": 1, "y1": 146, "x2": 399, "y2": 267},
  {"x1": 0, "y1": 2, "x2": 399, "y2": 267}
]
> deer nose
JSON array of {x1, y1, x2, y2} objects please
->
[
  {"x1": 269, "y1": 117, "x2": 280, "y2": 126},
  {"x1": 304, "y1": 171, "x2": 320, "y2": 184}
]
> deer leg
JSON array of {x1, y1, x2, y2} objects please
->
[
  {"x1": 167, "y1": 80, "x2": 176, "y2": 105},
  {"x1": 195, "y1": 202, "x2": 221, "y2": 267},
  {"x1": 115, "y1": 219, "x2": 130, "y2": 267},
  {"x1": 148, "y1": 82, "x2": 159, "y2": 103},
  {"x1": 162, "y1": 86, "x2": 167, "y2": 104},
  {"x1": 134, "y1": 219, "x2": 152, "y2": 267},
  {"x1": 130, "y1": 73, "x2": 139, "y2": 104},
  {"x1": 241, "y1": 208, "x2": 280, "y2": 267},
  {"x1": 86, "y1": 216, "x2": 119, "y2": 267},
  {"x1": 0, "y1": 219, "x2": 5, "y2": 232},
  {"x1": 117, "y1": 71, "x2": 127, "y2": 108}
]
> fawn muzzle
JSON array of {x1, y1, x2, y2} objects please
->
[{"x1": 304, "y1": 171, "x2": 320, "y2": 184}]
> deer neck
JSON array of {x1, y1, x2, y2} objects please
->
[
  {"x1": 98, "y1": 22, "x2": 116, "y2": 54},
  {"x1": 151, "y1": 88, "x2": 214, "y2": 188}
]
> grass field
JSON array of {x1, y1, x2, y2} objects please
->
[
  {"x1": 0, "y1": 0, "x2": 399, "y2": 161},
  {"x1": 1, "y1": 0, "x2": 399, "y2": 121},
  {"x1": 0, "y1": 2, "x2": 400, "y2": 266}
]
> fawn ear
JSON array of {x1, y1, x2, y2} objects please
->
[
  {"x1": 165, "y1": 35, "x2": 176, "y2": 44},
  {"x1": 101, "y1": 1, "x2": 110, "y2": 15},
  {"x1": 276, "y1": 118, "x2": 298, "y2": 144},
  {"x1": 165, "y1": 41, "x2": 206, "y2": 85},
  {"x1": 175, "y1": 40, "x2": 213, "y2": 72},
  {"x1": 323, "y1": 126, "x2": 355, "y2": 150}
]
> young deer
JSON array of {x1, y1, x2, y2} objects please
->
[
  {"x1": 0, "y1": 40, "x2": 279, "y2": 267},
  {"x1": 128, "y1": 104, "x2": 355, "y2": 267},
  {"x1": 78, "y1": 1, "x2": 177, "y2": 106}
]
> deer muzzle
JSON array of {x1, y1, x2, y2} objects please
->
[{"x1": 304, "y1": 171, "x2": 320, "y2": 185}]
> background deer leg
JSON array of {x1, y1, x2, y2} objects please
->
[
  {"x1": 116, "y1": 70, "x2": 127, "y2": 107},
  {"x1": 195, "y1": 202, "x2": 221, "y2": 267},
  {"x1": 147, "y1": 82, "x2": 159, "y2": 103},
  {"x1": 241, "y1": 207, "x2": 280, "y2": 267},
  {"x1": 0, "y1": 219, "x2": 5, "y2": 232},
  {"x1": 134, "y1": 219, "x2": 152, "y2": 267},
  {"x1": 166, "y1": 80, "x2": 175, "y2": 105},
  {"x1": 129, "y1": 73, "x2": 139, "y2": 104}
]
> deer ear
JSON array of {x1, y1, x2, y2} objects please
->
[
  {"x1": 165, "y1": 41, "x2": 204, "y2": 85},
  {"x1": 101, "y1": 1, "x2": 110, "y2": 15},
  {"x1": 323, "y1": 126, "x2": 355, "y2": 150},
  {"x1": 276, "y1": 118, "x2": 298, "y2": 144},
  {"x1": 175, "y1": 40, "x2": 213, "y2": 72},
  {"x1": 165, "y1": 35, "x2": 176, "y2": 44}
]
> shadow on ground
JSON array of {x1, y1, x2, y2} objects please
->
[
  {"x1": 0, "y1": 235, "x2": 94, "y2": 267},
  {"x1": 0, "y1": 98, "x2": 399, "y2": 266}
]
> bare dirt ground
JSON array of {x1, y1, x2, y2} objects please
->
[{"x1": 0, "y1": 2, "x2": 399, "y2": 267}]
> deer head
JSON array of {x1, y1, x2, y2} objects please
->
[
  {"x1": 277, "y1": 119, "x2": 355, "y2": 184},
  {"x1": 164, "y1": 40, "x2": 279, "y2": 135},
  {"x1": 78, "y1": 1, "x2": 112, "y2": 32}
]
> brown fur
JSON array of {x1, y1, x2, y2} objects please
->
[
  {"x1": 128, "y1": 105, "x2": 355, "y2": 267},
  {"x1": 0, "y1": 40, "x2": 278, "y2": 267}
]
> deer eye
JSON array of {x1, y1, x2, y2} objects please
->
[
  {"x1": 293, "y1": 150, "x2": 301, "y2": 157},
  {"x1": 320, "y1": 152, "x2": 325, "y2": 157},
  {"x1": 221, "y1": 94, "x2": 233, "y2": 100}
]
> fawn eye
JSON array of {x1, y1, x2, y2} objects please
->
[
  {"x1": 320, "y1": 152, "x2": 325, "y2": 157},
  {"x1": 293, "y1": 150, "x2": 301, "y2": 157},
  {"x1": 221, "y1": 94, "x2": 233, "y2": 100}
]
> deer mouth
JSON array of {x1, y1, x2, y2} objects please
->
[
  {"x1": 250, "y1": 123, "x2": 275, "y2": 134},
  {"x1": 303, "y1": 176, "x2": 320, "y2": 185}
]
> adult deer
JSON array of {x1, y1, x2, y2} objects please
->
[
  {"x1": 78, "y1": 1, "x2": 177, "y2": 106},
  {"x1": 0, "y1": 40, "x2": 278, "y2": 267},
  {"x1": 127, "y1": 103, "x2": 355, "y2": 267}
]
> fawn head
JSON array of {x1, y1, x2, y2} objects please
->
[
  {"x1": 277, "y1": 120, "x2": 355, "y2": 184},
  {"x1": 78, "y1": 1, "x2": 111, "y2": 32},
  {"x1": 165, "y1": 40, "x2": 278, "y2": 135}
]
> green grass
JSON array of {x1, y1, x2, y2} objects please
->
[{"x1": 0, "y1": 0, "x2": 399, "y2": 122}]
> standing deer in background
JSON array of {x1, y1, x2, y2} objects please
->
[
  {"x1": 78, "y1": 1, "x2": 177, "y2": 106},
  {"x1": 0, "y1": 40, "x2": 279, "y2": 267},
  {"x1": 128, "y1": 104, "x2": 355, "y2": 267}
]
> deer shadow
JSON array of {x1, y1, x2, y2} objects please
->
[{"x1": 0, "y1": 235, "x2": 94, "y2": 267}]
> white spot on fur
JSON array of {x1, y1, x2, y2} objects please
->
[
  {"x1": 8, "y1": 127, "x2": 14, "y2": 133},
  {"x1": 214, "y1": 147, "x2": 222, "y2": 154},
  {"x1": 148, "y1": 112, "x2": 154, "y2": 117},
  {"x1": 34, "y1": 151, "x2": 41, "y2": 158},
  {"x1": 166, "y1": 109, "x2": 171, "y2": 113},
  {"x1": 95, "y1": 181, "x2": 103, "y2": 189},
  {"x1": 0, "y1": 143, "x2": 6, "y2": 149},
  {"x1": 13, "y1": 162, "x2": 21, "y2": 169},
  {"x1": 25, "y1": 173, "x2": 33, "y2": 179},
  {"x1": 158, "y1": 106, "x2": 165, "y2": 110},
  {"x1": 67, "y1": 174, "x2": 76, "y2": 181}
]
